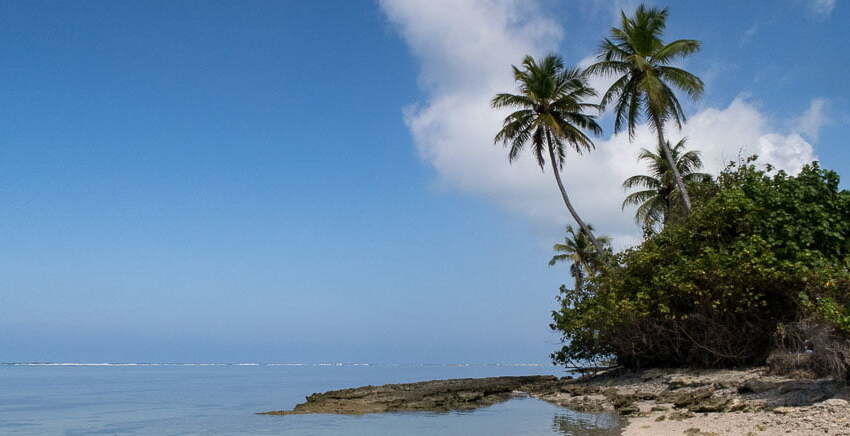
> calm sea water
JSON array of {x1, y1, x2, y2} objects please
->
[{"x1": 0, "y1": 363, "x2": 621, "y2": 435}]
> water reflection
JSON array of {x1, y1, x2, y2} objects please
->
[{"x1": 552, "y1": 410, "x2": 622, "y2": 436}]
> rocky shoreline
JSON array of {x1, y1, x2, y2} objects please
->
[
  {"x1": 260, "y1": 368, "x2": 850, "y2": 435},
  {"x1": 532, "y1": 367, "x2": 849, "y2": 435},
  {"x1": 258, "y1": 375, "x2": 557, "y2": 415}
]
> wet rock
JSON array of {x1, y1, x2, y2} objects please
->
[
  {"x1": 775, "y1": 380, "x2": 842, "y2": 406},
  {"x1": 669, "y1": 376, "x2": 707, "y2": 390},
  {"x1": 606, "y1": 392, "x2": 637, "y2": 409},
  {"x1": 658, "y1": 386, "x2": 716, "y2": 408},
  {"x1": 683, "y1": 428, "x2": 720, "y2": 436},
  {"x1": 258, "y1": 375, "x2": 557, "y2": 415},
  {"x1": 668, "y1": 410, "x2": 696, "y2": 421},
  {"x1": 635, "y1": 391, "x2": 658, "y2": 401},
  {"x1": 617, "y1": 404, "x2": 641, "y2": 416},
  {"x1": 738, "y1": 379, "x2": 776, "y2": 394},
  {"x1": 690, "y1": 395, "x2": 731, "y2": 413},
  {"x1": 554, "y1": 394, "x2": 611, "y2": 413},
  {"x1": 563, "y1": 385, "x2": 601, "y2": 396},
  {"x1": 725, "y1": 398, "x2": 747, "y2": 412}
]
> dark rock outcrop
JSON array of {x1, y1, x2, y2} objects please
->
[{"x1": 258, "y1": 375, "x2": 558, "y2": 415}]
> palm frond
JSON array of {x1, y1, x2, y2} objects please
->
[
  {"x1": 491, "y1": 93, "x2": 535, "y2": 109},
  {"x1": 622, "y1": 135, "x2": 709, "y2": 229},
  {"x1": 622, "y1": 189, "x2": 659, "y2": 208},
  {"x1": 588, "y1": 4, "x2": 703, "y2": 145},
  {"x1": 652, "y1": 39, "x2": 701, "y2": 64},
  {"x1": 633, "y1": 196, "x2": 665, "y2": 227},
  {"x1": 657, "y1": 66, "x2": 704, "y2": 100},
  {"x1": 531, "y1": 126, "x2": 546, "y2": 168},
  {"x1": 493, "y1": 54, "x2": 602, "y2": 169},
  {"x1": 584, "y1": 59, "x2": 629, "y2": 77},
  {"x1": 548, "y1": 253, "x2": 572, "y2": 266},
  {"x1": 623, "y1": 175, "x2": 661, "y2": 190}
]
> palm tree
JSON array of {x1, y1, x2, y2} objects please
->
[
  {"x1": 586, "y1": 5, "x2": 704, "y2": 213},
  {"x1": 622, "y1": 138, "x2": 711, "y2": 230},
  {"x1": 492, "y1": 55, "x2": 606, "y2": 255},
  {"x1": 548, "y1": 224, "x2": 610, "y2": 290}
]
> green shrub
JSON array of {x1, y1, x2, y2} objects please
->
[{"x1": 551, "y1": 161, "x2": 850, "y2": 369}]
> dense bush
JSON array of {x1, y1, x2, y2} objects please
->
[{"x1": 551, "y1": 160, "x2": 850, "y2": 373}]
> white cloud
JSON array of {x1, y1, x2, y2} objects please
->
[
  {"x1": 579, "y1": 0, "x2": 645, "y2": 24},
  {"x1": 678, "y1": 97, "x2": 818, "y2": 175},
  {"x1": 379, "y1": 0, "x2": 564, "y2": 221},
  {"x1": 380, "y1": 0, "x2": 819, "y2": 249},
  {"x1": 742, "y1": 23, "x2": 759, "y2": 44},
  {"x1": 808, "y1": 0, "x2": 836, "y2": 16},
  {"x1": 379, "y1": 0, "x2": 561, "y2": 96},
  {"x1": 793, "y1": 98, "x2": 830, "y2": 142}
]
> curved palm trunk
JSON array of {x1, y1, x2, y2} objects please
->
[
  {"x1": 545, "y1": 131, "x2": 607, "y2": 259},
  {"x1": 652, "y1": 113, "x2": 693, "y2": 213}
]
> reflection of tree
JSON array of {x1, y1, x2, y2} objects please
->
[{"x1": 552, "y1": 411, "x2": 622, "y2": 436}]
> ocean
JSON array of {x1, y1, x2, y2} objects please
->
[{"x1": 0, "y1": 363, "x2": 621, "y2": 435}]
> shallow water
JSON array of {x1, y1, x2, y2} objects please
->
[{"x1": 0, "y1": 363, "x2": 621, "y2": 435}]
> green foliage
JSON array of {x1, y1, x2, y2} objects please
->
[
  {"x1": 492, "y1": 55, "x2": 601, "y2": 169},
  {"x1": 492, "y1": 54, "x2": 608, "y2": 256},
  {"x1": 551, "y1": 160, "x2": 850, "y2": 368},
  {"x1": 586, "y1": 4, "x2": 705, "y2": 212},
  {"x1": 550, "y1": 224, "x2": 612, "y2": 267},
  {"x1": 816, "y1": 298, "x2": 850, "y2": 333},
  {"x1": 622, "y1": 138, "x2": 711, "y2": 231},
  {"x1": 586, "y1": 5, "x2": 703, "y2": 138}
]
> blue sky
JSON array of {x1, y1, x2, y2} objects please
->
[{"x1": 1, "y1": 0, "x2": 847, "y2": 363}]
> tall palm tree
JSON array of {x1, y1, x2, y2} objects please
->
[
  {"x1": 586, "y1": 5, "x2": 704, "y2": 213},
  {"x1": 622, "y1": 138, "x2": 710, "y2": 230},
  {"x1": 549, "y1": 224, "x2": 611, "y2": 290},
  {"x1": 492, "y1": 55, "x2": 606, "y2": 255}
]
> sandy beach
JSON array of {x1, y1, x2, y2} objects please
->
[{"x1": 532, "y1": 367, "x2": 850, "y2": 436}]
